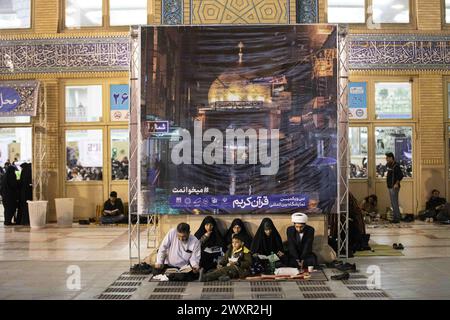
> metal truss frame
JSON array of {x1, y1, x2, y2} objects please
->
[
  {"x1": 129, "y1": 26, "x2": 142, "y2": 268},
  {"x1": 337, "y1": 25, "x2": 350, "y2": 259},
  {"x1": 128, "y1": 24, "x2": 350, "y2": 264},
  {"x1": 129, "y1": 26, "x2": 161, "y2": 269}
]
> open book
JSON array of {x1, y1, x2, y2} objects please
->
[
  {"x1": 258, "y1": 254, "x2": 280, "y2": 262},
  {"x1": 165, "y1": 265, "x2": 193, "y2": 274},
  {"x1": 204, "y1": 246, "x2": 222, "y2": 254},
  {"x1": 104, "y1": 209, "x2": 119, "y2": 215}
]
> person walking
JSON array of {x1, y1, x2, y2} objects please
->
[{"x1": 385, "y1": 152, "x2": 404, "y2": 223}]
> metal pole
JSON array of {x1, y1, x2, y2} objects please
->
[{"x1": 337, "y1": 24, "x2": 350, "y2": 259}]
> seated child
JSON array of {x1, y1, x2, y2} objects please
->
[{"x1": 202, "y1": 234, "x2": 252, "y2": 281}]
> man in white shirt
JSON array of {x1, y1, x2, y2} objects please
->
[{"x1": 155, "y1": 223, "x2": 201, "y2": 280}]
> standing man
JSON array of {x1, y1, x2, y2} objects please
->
[{"x1": 386, "y1": 152, "x2": 404, "y2": 223}]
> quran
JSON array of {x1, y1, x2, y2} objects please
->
[{"x1": 104, "y1": 209, "x2": 119, "y2": 215}]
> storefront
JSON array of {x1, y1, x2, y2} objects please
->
[
  {"x1": 60, "y1": 79, "x2": 129, "y2": 219},
  {"x1": 348, "y1": 77, "x2": 418, "y2": 214}
]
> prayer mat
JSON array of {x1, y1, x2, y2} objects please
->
[
  {"x1": 354, "y1": 244, "x2": 404, "y2": 257},
  {"x1": 366, "y1": 221, "x2": 412, "y2": 229}
]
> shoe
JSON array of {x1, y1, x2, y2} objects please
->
[
  {"x1": 3, "y1": 222, "x2": 16, "y2": 226},
  {"x1": 336, "y1": 263, "x2": 356, "y2": 272},
  {"x1": 393, "y1": 243, "x2": 398, "y2": 249},
  {"x1": 218, "y1": 275, "x2": 231, "y2": 282},
  {"x1": 396, "y1": 243, "x2": 404, "y2": 250},
  {"x1": 331, "y1": 272, "x2": 350, "y2": 281},
  {"x1": 430, "y1": 218, "x2": 434, "y2": 223},
  {"x1": 391, "y1": 220, "x2": 400, "y2": 224},
  {"x1": 326, "y1": 260, "x2": 343, "y2": 268},
  {"x1": 425, "y1": 218, "x2": 430, "y2": 222}
]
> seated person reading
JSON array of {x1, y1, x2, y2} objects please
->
[
  {"x1": 194, "y1": 216, "x2": 225, "y2": 272},
  {"x1": 286, "y1": 212, "x2": 317, "y2": 269},
  {"x1": 101, "y1": 191, "x2": 126, "y2": 224},
  {"x1": 360, "y1": 194, "x2": 378, "y2": 218},
  {"x1": 250, "y1": 218, "x2": 287, "y2": 272},
  {"x1": 224, "y1": 218, "x2": 252, "y2": 249},
  {"x1": 155, "y1": 223, "x2": 201, "y2": 281},
  {"x1": 202, "y1": 234, "x2": 252, "y2": 282},
  {"x1": 419, "y1": 189, "x2": 446, "y2": 222}
]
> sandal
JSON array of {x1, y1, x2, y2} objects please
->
[
  {"x1": 392, "y1": 243, "x2": 398, "y2": 249},
  {"x1": 396, "y1": 243, "x2": 404, "y2": 250}
]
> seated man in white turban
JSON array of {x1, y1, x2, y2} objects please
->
[{"x1": 286, "y1": 213, "x2": 317, "y2": 269}]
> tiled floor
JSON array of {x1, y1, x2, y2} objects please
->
[{"x1": 0, "y1": 220, "x2": 450, "y2": 299}]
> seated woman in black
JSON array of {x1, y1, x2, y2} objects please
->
[
  {"x1": 250, "y1": 218, "x2": 287, "y2": 272},
  {"x1": 224, "y1": 218, "x2": 252, "y2": 249},
  {"x1": 194, "y1": 216, "x2": 224, "y2": 271}
]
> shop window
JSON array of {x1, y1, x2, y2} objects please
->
[
  {"x1": 0, "y1": 0, "x2": 31, "y2": 29},
  {"x1": 372, "y1": 0, "x2": 409, "y2": 23},
  {"x1": 65, "y1": 85, "x2": 102, "y2": 123},
  {"x1": 327, "y1": 0, "x2": 365, "y2": 23},
  {"x1": 375, "y1": 82, "x2": 412, "y2": 120},
  {"x1": 375, "y1": 126, "x2": 412, "y2": 178},
  {"x1": 109, "y1": 0, "x2": 147, "y2": 26},
  {"x1": 0, "y1": 127, "x2": 32, "y2": 168},
  {"x1": 66, "y1": 130, "x2": 103, "y2": 181},
  {"x1": 0, "y1": 116, "x2": 31, "y2": 124},
  {"x1": 446, "y1": 0, "x2": 450, "y2": 24},
  {"x1": 111, "y1": 129, "x2": 129, "y2": 180},
  {"x1": 65, "y1": 0, "x2": 103, "y2": 28},
  {"x1": 349, "y1": 127, "x2": 368, "y2": 179}
]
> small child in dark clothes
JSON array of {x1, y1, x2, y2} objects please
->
[{"x1": 203, "y1": 234, "x2": 252, "y2": 281}]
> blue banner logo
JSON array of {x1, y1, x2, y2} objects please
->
[
  {"x1": 0, "y1": 87, "x2": 21, "y2": 113},
  {"x1": 169, "y1": 194, "x2": 308, "y2": 212}
]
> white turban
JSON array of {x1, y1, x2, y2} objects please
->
[{"x1": 291, "y1": 212, "x2": 308, "y2": 224}]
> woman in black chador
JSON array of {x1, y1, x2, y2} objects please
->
[
  {"x1": 194, "y1": 216, "x2": 225, "y2": 271},
  {"x1": 250, "y1": 218, "x2": 287, "y2": 272},
  {"x1": 17, "y1": 163, "x2": 32, "y2": 225},
  {"x1": 1, "y1": 165, "x2": 19, "y2": 225},
  {"x1": 224, "y1": 218, "x2": 252, "y2": 249}
]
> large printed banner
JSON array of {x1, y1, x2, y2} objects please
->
[
  {"x1": 140, "y1": 25, "x2": 338, "y2": 214},
  {"x1": 0, "y1": 80, "x2": 39, "y2": 117}
]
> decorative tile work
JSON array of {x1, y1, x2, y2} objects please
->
[
  {"x1": 0, "y1": 37, "x2": 130, "y2": 74},
  {"x1": 162, "y1": 0, "x2": 183, "y2": 24},
  {"x1": 296, "y1": 0, "x2": 318, "y2": 23},
  {"x1": 191, "y1": 0, "x2": 288, "y2": 24},
  {"x1": 4, "y1": 33, "x2": 450, "y2": 75},
  {"x1": 0, "y1": 80, "x2": 39, "y2": 116},
  {"x1": 349, "y1": 34, "x2": 450, "y2": 70}
]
